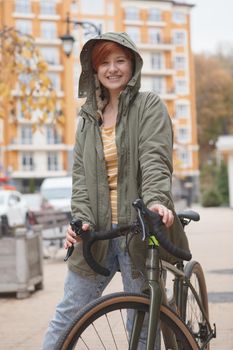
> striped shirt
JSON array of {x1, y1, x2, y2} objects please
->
[{"x1": 101, "y1": 125, "x2": 118, "y2": 224}]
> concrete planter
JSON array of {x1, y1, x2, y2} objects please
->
[{"x1": 0, "y1": 226, "x2": 43, "y2": 299}]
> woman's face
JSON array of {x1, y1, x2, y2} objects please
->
[{"x1": 96, "y1": 47, "x2": 133, "y2": 95}]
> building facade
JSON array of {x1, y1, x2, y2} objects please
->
[{"x1": 0, "y1": 0, "x2": 198, "y2": 199}]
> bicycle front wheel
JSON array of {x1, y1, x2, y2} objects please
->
[
  {"x1": 55, "y1": 292, "x2": 198, "y2": 350},
  {"x1": 183, "y1": 261, "x2": 209, "y2": 349}
]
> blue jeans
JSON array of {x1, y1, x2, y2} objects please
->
[{"x1": 42, "y1": 236, "x2": 159, "y2": 349}]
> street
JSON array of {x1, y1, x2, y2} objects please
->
[{"x1": 0, "y1": 205, "x2": 232, "y2": 349}]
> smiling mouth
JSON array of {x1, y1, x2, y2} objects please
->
[{"x1": 107, "y1": 76, "x2": 121, "y2": 80}]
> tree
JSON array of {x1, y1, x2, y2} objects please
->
[
  {"x1": 0, "y1": 27, "x2": 64, "y2": 128},
  {"x1": 195, "y1": 49, "x2": 233, "y2": 206},
  {"x1": 194, "y1": 53, "x2": 233, "y2": 165}
]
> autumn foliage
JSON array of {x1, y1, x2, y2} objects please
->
[
  {"x1": 0, "y1": 27, "x2": 63, "y2": 128},
  {"x1": 195, "y1": 52, "x2": 233, "y2": 164}
]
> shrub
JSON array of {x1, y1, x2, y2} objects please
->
[
  {"x1": 216, "y1": 162, "x2": 229, "y2": 205},
  {"x1": 201, "y1": 188, "x2": 222, "y2": 207}
]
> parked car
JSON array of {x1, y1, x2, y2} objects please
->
[
  {"x1": 0, "y1": 190, "x2": 29, "y2": 233},
  {"x1": 22, "y1": 193, "x2": 43, "y2": 212},
  {"x1": 40, "y1": 176, "x2": 72, "y2": 213}
]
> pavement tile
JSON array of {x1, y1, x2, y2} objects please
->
[{"x1": 0, "y1": 205, "x2": 233, "y2": 349}]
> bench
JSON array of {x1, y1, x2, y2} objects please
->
[{"x1": 31, "y1": 210, "x2": 70, "y2": 248}]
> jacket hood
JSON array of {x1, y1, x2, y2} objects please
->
[{"x1": 78, "y1": 32, "x2": 143, "y2": 115}]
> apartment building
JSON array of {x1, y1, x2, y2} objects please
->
[
  {"x1": 0, "y1": 0, "x2": 198, "y2": 197},
  {"x1": 120, "y1": 0, "x2": 199, "y2": 199}
]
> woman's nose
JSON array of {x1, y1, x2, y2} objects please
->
[{"x1": 108, "y1": 61, "x2": 118, "y2": 72}]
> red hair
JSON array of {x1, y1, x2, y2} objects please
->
[{"x1": 92, "y1": 41, "x2": 134, "y2": 71}]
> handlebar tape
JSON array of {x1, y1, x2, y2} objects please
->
[
  {"x1": 81, "y1": 225, "x2": 132, "y2": 276},
  {"x1": 133, "y1": 199, "x2": 192, "y2": 262}
]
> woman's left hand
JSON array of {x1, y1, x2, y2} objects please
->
[{"x1": 149, "y1": 204, "x2": 174, "y2": 228}]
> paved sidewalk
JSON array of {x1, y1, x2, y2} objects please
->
[{"x1": 0, "y1": 206, "x2": 233, "y2": 349}]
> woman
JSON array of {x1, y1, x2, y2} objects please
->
[{"x1": 42, "y1": 32, "x2": 189, "y2": 349}]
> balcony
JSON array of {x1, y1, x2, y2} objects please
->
[
  {"x1": 159, "y1": 89, "x2": 176, "y2": 100},
  {"x1": 142, "y1": 67, "x2": 176, "y2": 76},
  {"x1": 38, "y1": 14, "x2": 61, "y2": 21},
  {"x1": 35, "y1": 38, "x2": 61, "y2": 46},
  {"x1": 11, "y1": 169, "x2": 68, "y2": 179},
  {"x1": 147, "y1": 21, "x2": 166, "y2": 28},
  {"x1": 138, "y1": 41, "x2": 174, "y2": 52},
  {"x1": 12, "y1": 12, "x2": 35, "y2": 19},
  {"x1": 47, "y1": 64, "x2": 64, "y2": 72},
  {"x1": 12, "y1": 88, "x2": 64, "y2": 98},
  {"x1": 7, "y1": 139, "x2": 71, "y2": 152}
]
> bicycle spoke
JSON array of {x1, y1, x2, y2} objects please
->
[
  {"x1": 120, "y1": 309, "x2": 129, "y2": 343},
  {"x1": 92, "y1": 322, "x2": 108, "y2": 349},
  {"x1": 79, "y1": 336, "x2": 90, "y2": 349},
  {"x1": 105, "y1": 313, "x2": 118, "y2": 349}
]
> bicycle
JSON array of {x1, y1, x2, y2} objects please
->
[{"x1": 55, "y1": 199, "x2": 216, "y2": 350}]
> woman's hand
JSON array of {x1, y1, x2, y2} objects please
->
[
  {"x1": 64, "y1": 223, "x2": 90, "y2": 249},
  {"x1": 149, "y1": 204, "x2": 174, "y2": 228}
]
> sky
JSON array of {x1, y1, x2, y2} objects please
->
[{"x1": 190, "y1": 0, "x2": 233, "y2": 53}]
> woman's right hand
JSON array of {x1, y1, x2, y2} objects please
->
[{"x1": 64, "y1": 223, "x2": 90, "y2": 249}]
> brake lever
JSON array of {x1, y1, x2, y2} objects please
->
[
  {"x1": 136, "y1": 207, "x2": 147, "y2": 240},
  {"x1": 64, "y1": 219, "x2": 83, "y2": 262},
  {"x1": 132, "y1": 200, "x2": 150, "y2": 241}
]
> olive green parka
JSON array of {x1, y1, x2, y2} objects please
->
[{"x1": 68, "y1": 32, "x2": 190, "y2": 277}]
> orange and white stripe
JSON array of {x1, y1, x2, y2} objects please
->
[{"x1": 101, "y1": 125, "x2": 118, "y2": 224}]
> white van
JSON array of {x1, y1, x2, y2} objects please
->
[{"x1": 40, "y1": 176, "x2": 72, "y2": 212}]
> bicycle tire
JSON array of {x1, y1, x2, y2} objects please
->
[
  {"x1": 183, "y1": 261, "x2": 209, "y2": 349},
  {"x1": 55, "y1": 292, "x2": 199, "y2": 350}
]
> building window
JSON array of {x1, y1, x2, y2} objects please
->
[
  {"x1": 173, "y1": 30, "x2": 187, "y2": 46},
  {"x1": 175, "y1": 103, "x2": 190, "y2": 118},
  {"x1": 40, "y1": 22, "x2": 57, "y2": 39},
  {"x1": 175, "y1": 78, "x2": 188, "y2": 95},
  {"x1": 106, "y1": 2, "x2": 114, "y2": 16},
  {"x1": 174, "y1": 55, "x2": 187, "y2": 70},
  {"x1": 48, "y1": 73, "x2": 60, "y2": 90},
  {"x1": 46, "y1": 125, "x2": 61, "y2": 144},
  {"x1": 177, "y1": 127, "x2": 191, "y2": 143},
  {"x1": 151, "y1": 53, "x2": 164, "y2": 70},
  {"x1": 0, "y1": 119, "x2": 3, "y2": 143},
  {"x1": 177, "y1": 149, "x2": 192, "y2": 168},
  {"x1": 70, "y1": 1, "x2": 78, "y2": 13},
  {"x1": 40, "y1": 47, "x2": 59, "y2": 65},
  {"x1": 47, "y1": 152, "x2": 59, "y2": 171},
  {"x1": 15, "y1": 20, "x2": 32, "y2": 35},
  {"x1": 125, "y1": 27, "x2": 140, "y2": 43},
  {"x1": 148, "y1": 8, "x2": 161, "y2": 22},
  {"x1": 172, "y1": 11, "x2": 186, "y2": 24},
  {"x1": 15, "y1": 0, "x2": 31, "y2": 13},
  {"x1": 152, "y1": 77, "x2": 165, "y2": 94},
  {"x1": 20, "y1": 126, "x2": 32, "y2": 144},
  {"x1": 125, "y1": 7, "x2": 140, "y2": 21},
  {"x1": 148, "y1": 28, "x2": 161, "y2": 44},
  {"x1": 40, "y1": 0, "x2": 56, "y2": 15},
  {"x1": 21, "y1": 152, "x2": 34, "y2": 171},
  {"x1": 80, "y1": 0, "x2": 104, "y2": 15}
]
